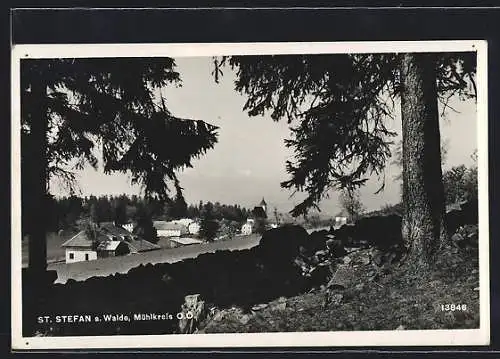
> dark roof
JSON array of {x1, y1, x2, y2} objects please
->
[
  {"x1": 153, "y1": 221, "x2": 188, "y2": 232},
  {"x1": 252, "y1": 206, "x2": 267, "y2": 219},
  {"x1": 100, "y1": 223, "x2": 133, "y2": 237},
  {"x1": 260, "y1": 198, "x2": 267, "y2": 206},
  {"x1": 127, "y1": 238, "x2": 161, "y2": 253},
  {"x1": 97, "y1": 240, "x2": 123, "y2": 251},
  {"x1": 62, "y1": 225, "x2": 160, "y2": 253}
]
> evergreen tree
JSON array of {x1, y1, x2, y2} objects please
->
[
  {"x1": 21, "y1": 58, "x2": 218, "y2": 272},
  {"x1": 199, "y1": 203, "x2": 219, "y2": 242},
  {"x1": 213, "y1": 52, "x2": 476, "y2": 272},
  {"x1": 113, "y1": 197, "x2": 128, "y2": 225}
]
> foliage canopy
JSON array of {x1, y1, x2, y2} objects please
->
[{"x1": 213, "y1": 53, "x2": 476, "y2": 216}]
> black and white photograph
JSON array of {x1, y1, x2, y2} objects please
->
[{"x1": 11, "y1": 41, "x2": 489, "y2": 349}]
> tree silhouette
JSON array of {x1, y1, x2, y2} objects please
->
[
  {"x1": 339, "y1": 189, "x2": 365, "y2": 223},
  {"x1": 21, "y1": 58, "x2": 218, "y2": 273},
  {"x1": 199, "y1": 203, "x2": 219, "y2": 242},
  {"x1": 213, "y1": 52, "x2": 476, "y2": 271}
]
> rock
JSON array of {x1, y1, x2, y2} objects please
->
[
  {"x1": 327, "y1": 265, "x2": 352, "y2": 288},
  {"x1": 359, "y1": 255, "x2": 371, "y2": 266},
  {"x1": 258, "y1": 225, "x2": 309, "y2": 265},
  {"x1": 354, "y1": 283, "x2": 365, "y2": 291},
  {"x1": 451, "y1": 233, "x2": 465, "y2": 243},
  {"x1": 239, "y1": 314, "x2": 251, "y2": 325},
  {"x1": 306, "y1": 230, "x2": 330, "y2": 255},
  {"x1": 445, "y1": 201, "x2": 478, "y2": 236},
  {"x1": 252, "y1": 303, "x2": 268, "y2": 312},
  {"x1": 308, "y1": 264, "x2": 331, "y2": 287},
  {"x1": 212, "y1": 311, "x2": 224, "y2": 322},
  {"x1": 330, "y1": 293, "x2": 343, "y2": 305},
  {"x1": 178, "y1": 294, "x2": 206, "y2": 334},
  {"x1": 314, "y1": 250, "x2": 329, "y2": 262},
  {"x1": 273, "y1": 302, "x2": 287, "y2": 311},
  {"x1": 353, "y1": 215, "x2": 403, "y2": 250},
  {"x1": 371, "y1": 250, "x2": 384, "y2": 267},
  {"x1": 396, "y1": 325, "x2": 406, "y2": 330}
]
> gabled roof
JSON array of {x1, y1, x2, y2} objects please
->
[
  {"x1": 97, "y1": 240, "x2": 123, "y2": 251},
  {"x1": 61, "y1": 231, "x2": 94, "y2": 248},
  {"x1": 100, "y1": 223, "x2": 134, "y2": 237},
  {"x1": 252, "y1": 206, "x2": 267, "y2": 219},
  {"x1": 260, "y1": 198, "x2": 267, "y2": 206},
  {"x1": 62, "y1": 225, "x2": 160, "y2": 254},
  {"x1": 153, "y1": 221, "x2": 188, "y2": 232},
  {"x1": 127, "y1": 238, "x2": 161, "y2": 252}
]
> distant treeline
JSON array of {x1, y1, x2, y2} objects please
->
[{"x1": 33, "y1": 194, "x2": 253, "y2": 233}]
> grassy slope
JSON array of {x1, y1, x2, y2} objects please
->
[{"x1": 202, "y1": 246, "x2": 479, "y2": 333}]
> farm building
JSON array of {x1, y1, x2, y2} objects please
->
[
  {"x1": 187, "y1": 221, "x2": 200, "y2": 235},
  {"x1": 121, "y1": 222, "x2": 135, "y2": 233},
  {"x1": 241, "y1": 219, "x2": 254, "y2": 235},
  {"x1": 334, "y1": 216, "x2": 348, "y2": 227},
  {"x1": 171, "y1": 218, "x2": 195, "y2": 227},
  {"x1": 154, "y1": 221, "x2": 189, "y2": 237},
  {"x1": 61, "y1": 231, "x2": 99, "y2": 264},
  {"x1": 96, "y1": 240, "x2": 130, "y2": 258},
  {"x1": 61, "y1": 224, "x2": 160, "y2": 264},
  {"x1": 167, "y1": 237, "x2": 203, "y2": 249}
]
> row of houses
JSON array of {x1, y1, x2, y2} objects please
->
[
  {"x1": 153, "y1": 219, "x2": 204, "y2": 249},
  {"x1": 153, "y1": 219, "x2": 200, "y2": 237},
  {"x1": 61, "y1": 222, "x2": 161, "y2": 264}
]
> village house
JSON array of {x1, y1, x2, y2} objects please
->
[
  {"x1": 61, "y1": 231, "x2": 99, "y2": 264},
  {"x1": 334, "y1": 214, "x2": 348, "y2": 227},
  {"x1": 154, "y1": 221, "x2": 189, "y2": 238},
  {"x1": 241, "y1": 219, "x2": 254, "y2": 235},
  {"x1": 61, "y1": 223, "x2": 160, "y2": 264},
  {"x1": 171, "y1": 218, "x2": 194, "y2": 227},
  {"x1": 187, "y1": 221, "x2": 200, "y2": 235},
  {"x1": 240, "y1": 197, "x2": 269, "y2": 235},
  {"x1": 121, "y1": 222, "x2": 135, "y2": 233}
]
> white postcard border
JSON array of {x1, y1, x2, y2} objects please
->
[{"x1": 11, "y1": 40, "x2": 490, "y2": 350}]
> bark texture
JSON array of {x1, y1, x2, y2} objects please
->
[
  {"x1": 26, "y1": 75, "x2": 48, "y2": 274},
  {"x1": 399, "y1": 53, "x2": 447, "y2": 273}
]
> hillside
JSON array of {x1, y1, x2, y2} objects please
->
[{"x1": 201, "y1": 245, "x2": 479, "y2": 333}]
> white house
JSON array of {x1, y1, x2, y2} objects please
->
[
  {"x1": 335, "y1": 216, "x2": 348, "y2": 227},
  {"x1": 121, "y1": 222, "x2": 135, "y2": 233},
  {"x1": 61, "y1": 231, "x2": 98, "y2": 264},
  {"x1": 62, "y1": 224, "x2": 160, "y2": 264},
  {"x1": 172, "y1": 218, "x2": 194, "y2": 227},
  {"x1": 154, "y1": 221, "x2": 189, "y2": 237},
  {"x1": 241, "y1": 221, "x2": 253, "y2": 235},
  {"x1": 188, "y1": 221, "x2": 200, "y2": 235}
]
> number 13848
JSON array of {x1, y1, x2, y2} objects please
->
[{"x1": 441, "y1": 304, "x2": 467, "y2": 311}]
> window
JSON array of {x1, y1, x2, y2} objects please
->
[
  {"x1": 69, "y1": 253, "x2": 74, "y2": 260},
  {"x1": 85, "y1": 254, "x2": 89, "y2": 261}
]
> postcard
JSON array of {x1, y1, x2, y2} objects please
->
[{"x1": 11, "y1": 40, "x2": 489, "y2": 349}]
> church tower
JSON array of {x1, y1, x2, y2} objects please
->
[{"x1": 259, "y1": 197, "x2": 267, "y2": 214}]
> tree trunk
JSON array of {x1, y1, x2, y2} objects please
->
[
  {"x1": 27, "y1": 73, "x2": 48, "y2": 275},
  {"x1": 399, "y1": 53, "x2": 447, "y2": 274}
]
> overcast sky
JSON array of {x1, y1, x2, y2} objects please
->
[{"x1": 50, "y1": 56, "x2": 477, "y2": 215}]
